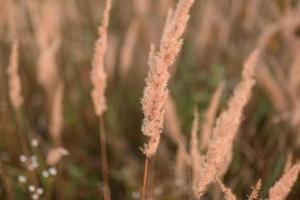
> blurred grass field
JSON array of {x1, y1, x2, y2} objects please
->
[{"x1": 1, "y1": 0, "x2": 300, "y2": 199}]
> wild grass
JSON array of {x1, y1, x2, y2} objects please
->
[{"x1": 1, "y1": 0, "x2": 300, "y2": 200}]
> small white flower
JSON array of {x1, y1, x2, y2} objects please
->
[
  {"x1": 48, "y1": 167, "x2": 57, "y2": 176},
  {"x1": 36, "y1": 188, "x2": 44, "y2": 195},
  {"x1": 154, "y1": 187, "x2": 163, "y2": 195},
  {"x1": 31, "y1": 157, "x2": 39, "y2": 169},
  {"x1": 32, "y1": 161, "x2": 39, "y2": 169},
  {"x1": 20, "y1": 155, "x2": 27, "y2": 162},
  {"x1": 131, "y1": 191, "x2": 140, "y2": 199},
  {"x1": 31, "y1": 139, "x2": 39, "y2": 147},
  {"x1": 42, "y1": 170, "x2": 49, "y2": 178},
  {"x1": 0, "y1": 152, "x2": 10, "y2": 162},
  {"x1": 28, "y1": 185, "x2": 36, "y2": 192},
  {"x1": 28, "y1": 164, "x2": 35, "y2": 171},
  {"x1": 31, "y1": 155, "x2": 38, "y2": 162},
  {"x1": 31, "y1": 193, "x2": 39, "y2": 200},
  {"x1": 18, "y1": 175, "x2": 27, "y2": 183}
]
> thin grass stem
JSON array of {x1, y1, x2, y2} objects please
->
[{"x1": 99, "y1": 116, "x2": 111, "y2": 200}]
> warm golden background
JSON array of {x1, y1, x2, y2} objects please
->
[{"x1": 0, "y1": 0, "x2": 300, "y2": 199}]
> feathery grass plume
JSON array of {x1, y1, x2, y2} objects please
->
[
  {"x1": 37, "y1": 38, "x2": 61, "y2": 95},
  {"x1": 49, "y1": 82, "x2": 64, "y2": 146},
  {"x1": 194, "y1": 49, "x2": 259, "y2": 198},
  {"x1": 247, "y1": 179, "x2": 261, "y2": 200},
  {"x1": 141, "y1": 0, "x2": 195, "y2": 158},
  {"x1": 140, "y1": 1, "x2": 195, "y2": 199},
  {"x1": 190, "y1": 108, "x2": 201, "y2": 184},
  {"x1": 7, "y1": 39, "x2": 23, "y2": 110},
  {"x1": 90, "y1": 0, "x2": 112, "y2": 117},
  {"x1": 200, "y1": 82, "x2": 224, "y2": 151},
  {"x1": 47, "y1": 147, "x2": 69, "y2": 166},
  {"x1": 269, "y1": 162, "x2": 300, "y2": 200},
  {"x1": 28, "y1": 0, "x2": 61, "y2": 95},
  {"x1": 216, "y1": 178, "x2": 237, "y2": 200},
  {"x1": 90, "y1": 1, "x2": 112, "y2": 200}
]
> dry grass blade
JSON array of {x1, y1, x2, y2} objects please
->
[
  {"x1": 200, "y1": 81, "x2": 224, "y2": 151},
  {"x1": 165, "y1": 96, "x2": 191, "y2": 186},
  {"x1": 256, "y1": 66, "x2": 288, "y2": 113},
  {"x1": 216, "y1": 178, "x2": 237, "y2": 200},
  {"x1": 288, "y1": 53, "x2": 300, "y2": 127},
  {"x1": 49, "y1": 82, "x2": 64, "y2": 146},
  {"x1": 288, "y1": 53, "x2": 300, "y2": 100},
  {"x1": 165, "y1": 95, "x2": 187, "y2": 147},
  {"x1": 175, "y1": 146, "x2": 187, "y2": 186},
  {"x1": 120, "y1": 19, "x2": 139, "y2": 78},
  {"x1": 284, "y1": 152, "x2": 293, "y2": 173},
  {"x1": 7, "y1": 39, "x2": 23, "y2": 111},
  {"x1": 165, "y1": 95, "x2": 190, "y2": 161},
  {"x1": 269, "y1": 162, "x2": 300, "y2": 200},
  {"x1": 190, "y1": 107, "x2": 201, "y2": 185},
  {"x1": 37, "y1": 38, "x2": 61, "y2": 95}
]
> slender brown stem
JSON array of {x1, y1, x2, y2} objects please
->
[
  {"x1": 99, "y1": 116, "x2": 111, "y2": 200},
  {"x1": 16, "y1": 111, "x2": 30, "y2": 156},
  {"x1": 0, "y1": 166, "x2": 14, "y2": 200},
  {"x1": 141, "y1": 157, "x2": 149, "y2": 200},
  {"x1": 16, "y1": 111, "x2": 39, "y2": 186}
]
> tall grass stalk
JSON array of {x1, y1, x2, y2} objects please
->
[
  {"x1": 141, "y1": 157, "x2": 149, "y2": 200},
  {"x1": 140, "y1": 0, "x2": 195, "y2": 198},
  {"x1": 99, "y1": 117, "x2": 111, "y2": 200},
  {"x1": 7, "y1": 39, "x2": 39, "y2": 186},
  {"x1": 90, "y1": 0, "x2": 112, "y2": 199}
]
